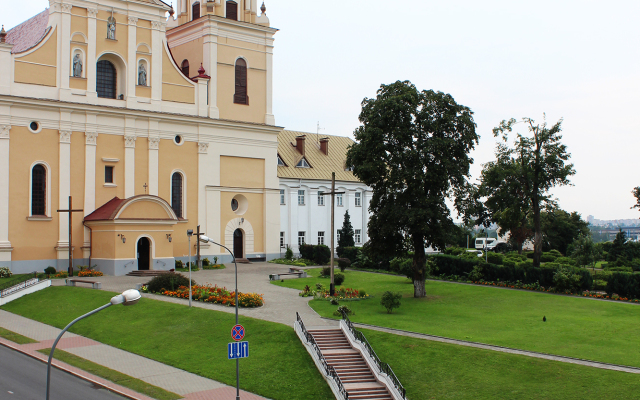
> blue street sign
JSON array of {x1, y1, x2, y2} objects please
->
[{"x1": 228, "y1": 341, "x2": 249, "y2": 360}]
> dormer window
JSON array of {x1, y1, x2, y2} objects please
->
[
  {"x1": 277, "y1": 155, "x2": 286, "y2": 167},
  {"x1": 296, "y1": 158, "x2": 311, "y2": 168}
]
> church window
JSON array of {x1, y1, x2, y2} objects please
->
[
  {"x1": 181, "y1": 60, "x2": 190, "y2": 77},
  {"x1": 234, "y1": 58, "x2": 248, "y2": 104},
  {"x1": 192, "y1": 1, "x2": 200, "y2": 20},
  {"x1": 31, "y1": 164, "x2": 46, "y2": 216},
  {"x1": 105, "y1": 166, "x2": 114, "y2": 184},
  {"x1": 226, "y1": 1, "x2": 238, "y2": 20},
  {"x1": 96, "y1": 60, "x2": 117, "y2": 99},
  {"x1": 171, "y1": 172, "x2": 184, "y2": 218}
]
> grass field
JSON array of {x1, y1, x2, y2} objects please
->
[
  {"x1": 0, "y1": 273, "x2": 28, "y2": 285},
  {"x1": 273, "y1": 268, "x2": 640, "y2": 367},
  {"x1": 1, "y1": 286, "x2": 333, "y2": 400}
]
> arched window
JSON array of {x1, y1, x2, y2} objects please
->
[
  {"x1": 96, "y1": 60, "x2": 117, "y2": 99},
  {"x1": 192, "y1": 1, "x2": 200, "y2": 20},
  {"x1": 171, "y1": 172, "x2": 183, "y2": 218},
  {"x1": 234, "y1": 58, "x2": 248, "y2": 105},
  {"x1": 181, "y1": 60, "x2": 190, "y2": 77},
  {"x1": 31, "y1": 164, "x2": 46, "y2": 216},
  {"x1": 226, "y1": 0, "x2": 238, "y2": 20}
]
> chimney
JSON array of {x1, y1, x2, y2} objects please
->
[
  {"x1": 319, "y1": 137, "x2": 329, "y2": 155},
  {"x1": 294, "y1": 135, "x2": 306, "y2": 155}
]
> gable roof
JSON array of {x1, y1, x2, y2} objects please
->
[
  {"x1": 277, "y1": 130, "x2": 360, "y2": 182},
  {"x1": 6, "y1": 9, "x2": 50, "y2": 54},
  {"x1": 84, "y1": 195, "x2": 178, "y2": 221}
]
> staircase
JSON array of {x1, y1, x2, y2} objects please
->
[
  {"x1": 308, "y1": 328, "x2": 393, "y2": 400},
  {"x1": 126, "y1": 270, "x2": 171, "y2": 277},
  {"x1": 235, "y1": 258, "x2": 251, "y2": 264}
]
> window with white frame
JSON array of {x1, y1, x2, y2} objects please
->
[
  {"x1": 280, "y1": 189, "x2": 285, "y2": 205},
  {"x1": 298, "y1": 231, "x2": 306, "y2": 246},
  {"x1": 298, "y1": 190, "x2": 305, "y2": 205},
  {"x1": 355, "y1": 229, "x2": 361, "y2": 244},
  {"x1": 336, "y1": 193, "x2": 343, "y2": 206},
  {"x1": 280, "y1": 231, "x2": 285, "y2": 248},
  {"x1": 318, "y1": 231, "x2": 325, "y2": 245},
  {"x1": 318, "y1": 191, "x2": 324, "y2": 206},
  {"x1": 355, "y1": 192, "x2": 361, "y2": 207}
]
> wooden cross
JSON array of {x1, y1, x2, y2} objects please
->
[
  {"x1": 320, "y1": 172, "x2": 345, "y2": 296},
  {"x1": 143, "y1": 182, "x2": 148, "y2": 194},
  {"x1": 57, "y1": 196, "x2": 83, "y2": 277},
  {"x1": 194, "y1": 225, "x2": 206, "y2": 268}
]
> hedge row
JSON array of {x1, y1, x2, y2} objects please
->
[
  {"x1": 430, "y1": 254, "x2": 593, "y2": 291},
  {"x1": 606, "y1": 272, "x2": 640, "y2": 299},
  {"x1": 299, "y1": 244, "x2": 331, "y2": 265}
]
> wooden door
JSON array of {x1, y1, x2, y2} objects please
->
[{"x1": 233, "y1": 229, "x2": 243, "y2": 259}]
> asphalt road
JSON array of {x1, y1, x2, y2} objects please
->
[{"x1": 0, "y1": 345, "x2": 125, "y2": 400}]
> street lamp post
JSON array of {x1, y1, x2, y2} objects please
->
[
  {"x1": 46, "y1": 289, "x2": 141, "y2": 400},
  {"x1": 198, "y1": 235, "x2": 240, "y2": 400},
  {"x1": 187, "y1": 229, "x2": 193, "y2": 308}
]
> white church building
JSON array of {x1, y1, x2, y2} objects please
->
[{"x1": 277, "y1": 131, "x2": 371, "y2": 256}]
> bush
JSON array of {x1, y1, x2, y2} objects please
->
[
  {"x1": 175, "y1": 260, "x2": 184, "y2": 269},
  {"x1": 389, "y1": 257, "x2": 413, "y2": 278},
  {"x1": 430, "y1": 254, "x2": 478, "y2": 277},
  {"x1": 606, "y1": 272, "x2": 640, "y2": 299},
  {"x1": 380, "y1": 291, "x2": 402, "y2": 314},
  {"x1": 502, "y1": 259, "x2": 516, "y2": 268},
  {"x1": 359, "y1": 289, "x2": 367, "y2": 297},
  {"x1": 548, "y1": 249, "x2": 563, "y2": 258},
  {"x1": 313, "y1": 245, "x2": 331, "y2": 265},
  {"x1": 339, "y1": 247, "x2": 359, "y2": 264},
  {"x1": 321, "y1": 266, "x2": 331, "y2": 277},
  {"x1": 553, "y1": 266, "x2": 582, "y2": 293},
  {"x1": 486, "y1": 252, "x2": 503, "y2": 265},
  {"x1": 540, "y1": 252, "x2": 557, "y2": 263},
  {"x1": 337, "y1": 258, "x2": 351, "y2": 272},
  {"x1": 0, "y1": 267, "x2": 12, "y2": 278},
  {"x1": 555, "y1": 257, "x2": 575, "y2": 266},
  {"x1": 147, "y1": 273, "x2": 194, "y2": 293},
  {"x1": 299, "y1": 244, "x2": 315, "y2": 261},
  {"x1": 333, "y1": 305, "x2": 354, "y2": 317},
  {"x1": 43, "y1": 266, "x2": 56, "y2": 275},
  {"x1": 284, "y1": 246, "x2": 293, "y2": 261},
  {"x1": 202, "y1": 258, "x2": 211, "y2": 267},
  {"x1": 593, "y1": 279, "x2": 607, "y2": 291},
  {"x1": 334, "y1": 272, "x2": 345, "y2": 286},
  {"x1": 468, "y1": 265, "x2": 483, "y2": 281}
]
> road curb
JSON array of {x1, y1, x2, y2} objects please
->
[{"x1": 0, "y1": 339, "x2": 155, "y2": 400}]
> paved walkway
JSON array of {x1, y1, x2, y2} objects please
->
[{"x1": 0, "y1": 309, "x2": 268, "y2": 400}]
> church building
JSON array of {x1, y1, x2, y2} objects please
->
[{"x1": 0, "y1": 0, "x2": 281, "y2": 275}]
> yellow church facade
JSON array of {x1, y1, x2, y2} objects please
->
[{"x1": 0, "y1": 0, "x2": 281, "y2": 275}]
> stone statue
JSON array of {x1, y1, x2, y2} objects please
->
[
  {"x1": 138, "y1": 64, "x2": 147, "y2": 86},
  {"x1": 72, "y1": 54, "x2": 82, "y2": 77},
  {"x1": 107, "y1": 16, "x2": 116, "y2": 40}
]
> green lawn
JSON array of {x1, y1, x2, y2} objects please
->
[
  {"x1": 1, "y1": 286, "x2": 333, "y2": 400},
  {"x1": 39, "y1": 348, "x2": 182, "y2": 400},
  {"x1": 274, "y1": 269, "x2": 640, "y2": 367},
  {"x1": 0, "y1": 327, "x2": 38, "y2": 344},
  {"x1": 0, "y1": 273, "x2": 29, "y2": 285},
  {"x1": 363, "y1": 328, "x2": 640, "y2": 400}
]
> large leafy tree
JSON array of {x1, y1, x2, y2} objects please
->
[
  {"x1": 346, "y1": 81, "x2": 478, "y2": 297},
  {"x1": 632, "y1": 187, "x2": 640, "y2": 213},
  {"x1": 539, "y1": 209, "x2": 589, "y2": 255},
  {"x1": 479, "y1": 116, "x2": 575, "y2": 267}
]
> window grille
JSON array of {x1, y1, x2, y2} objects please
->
[
  {"x1": 171, "y1": 172, "x2": 183, "y2": 218},
  {"x1": 234, "y1": 58, "x2": 248, "y2": 104},
  {"x1": 298, "y1": 190, "x2": 305, "y2": 205},
  {"x1": 96, "y1": 60, "x2": 117, "y2": 99},
  {"x1": 298, "y1": 231, "x2": 305, "y2": 246},
  {"x1": 318, "y1": 231, "x2": 325, "y2": 245},
  {"x1": 31, "y1": 165, "x2": 46, "y2": 215},
  {"x1": 337, "y1": 193, "x2": 343, "y2": 206},
  {"x1": 355, "y1": 192, "x2": 361, "y2": 206},
  {"x1": 355, "y1": 229, "x2": 361, "y2": 244},
  {"x1": 318, "y1": 191, "x2": 324, "y2": 206}
]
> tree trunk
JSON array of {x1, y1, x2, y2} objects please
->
[{"x1": 412, "y1": 233, "x2": 426, "y2": 298}]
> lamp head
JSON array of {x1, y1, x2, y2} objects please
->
[
  {"x1": 110, "y1": 289, "x2": 142, "y2": 306},
  {"x1": 187, "y1": 229, "x2": 193, "y2": 236},
  {"x1": 199, "y1": 235, "x2": 211, "y2": 243}
]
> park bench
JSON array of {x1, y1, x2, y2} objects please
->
[
  {"x1": 66, "y1": 279, "x2": 102, "y2": 289},
  {"x1": 269, "y1": 268, "x2": 307, "y2": 280}
]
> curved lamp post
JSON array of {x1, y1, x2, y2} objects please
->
[
  {"x1": 45, "y1": 289, "x2": 141, "y2": 400},
  {"x1": 198, "y1": 235, "x2": 241, "y2": 400}
]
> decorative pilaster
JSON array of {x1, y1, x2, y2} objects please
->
[
  {"x1": 264, "y1": 39, "x2": 275, "y2": 125},
  {"x1": 86, "y1": 8, "x2": 98, "y2": 98},
  {"x1": 124, "y1": 134, "x2": 136, "y2": 198},
  {"x1": 60, "y1": 3, "x2": 73, "y2": 91},
  {"x1": 148, "y1": 136, "x2": 159, "y2": 196},
  {"x1": 151, "y1": 21, "x2": 163, "y2": 103},
  {"x1": 58, "y1": 130, "x2": 72, "y2": 249},
  {"x1": 126, "y1": 16, "x2": 138, "y2": 106},
  {"x1": 0, "y1": 125, "x2": 11, "y2": 261},
  {"x1": 204, "y1": 29, "x2": 220, "y2": 118},
  {"x1": 198, "y1": 142, "x2": 209, "y2": 154},
  {"x1": 83, "y1": 127, "x2": 97, "y2": 254}
]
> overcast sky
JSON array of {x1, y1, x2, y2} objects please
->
[{"x1": 6, "y1": 1, "x2": 640, "y2": 221}]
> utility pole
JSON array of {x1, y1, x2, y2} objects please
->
[
  {"x1": 321, "y1": 172, "x2": 344, "y2": 296},
  {"x1": 57, "y1": 196, "x2": 83, "y2": 277},
  {"x1": 195, "y1": 225, "x2": 205, "y2": 268}
]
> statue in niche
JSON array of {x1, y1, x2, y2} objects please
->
[
  {"x1": 138, "y1": 64, "x2": 147, "y2": 86},
  {"x1": 72, "y1": 53, "x2": 83, "y2": 77},
  {"x1": 107, "y1": 16, "x2": 116, "y2": 40}
]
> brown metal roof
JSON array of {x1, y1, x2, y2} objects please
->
[{"x1": 277, "y1": 130, "x2": 360, "y2": 182}]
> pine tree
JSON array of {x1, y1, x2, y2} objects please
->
[{"x1": 338, "y1": 211, "x2": 355, "y2": 249}]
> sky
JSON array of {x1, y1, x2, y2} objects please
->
[{"x1": 5, "y1": 0, "x2": 640, "y2": 221}]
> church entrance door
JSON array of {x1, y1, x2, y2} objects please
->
[
  {"x1": 233, "y1": 229, "x2": 243, "y2": 259},
  {"x1": 137, "y1": 237, "x2": 150, "y2": 270}
]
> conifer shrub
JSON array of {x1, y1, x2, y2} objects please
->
[
  {"x1": 334, "y1": 272, "x2": 345, "y2": 286},
  {"x1": 147, "y1": 273, "x2": 194, "y2": 293},
  {"x1": 337, "y1": 258, "x2": 351, "y2": 272}
]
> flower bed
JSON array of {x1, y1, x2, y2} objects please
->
[
  {"x1": 299, "y1": 284, "x2": 369, "y2": 301},
  {"x1": 160, "y1": 284, "x2": 264, "y2": 307},
  {"x1": 78, "y1": 270, "x2": 103, "y2": 277}
]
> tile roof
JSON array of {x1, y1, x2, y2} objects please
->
[
  {"x1": 277, "y1": 130, "x2": 360, "y2": 182},
  {"x1": 84, "y1": 197, "x2": 126, "y2": 221},
  {"x1": 6, "y1": 9, "x2": 50, "y2": 54}
]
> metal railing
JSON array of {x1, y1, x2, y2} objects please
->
[
  {"x1": 0, "y1": 271, "x2": 46, "y2": 297},
  {"x1": 296, "y1": 312, "x2": 349, "y2": 400},
  {"x1": 339, "y1": 309, "x2": 406, "y2": 399}
]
